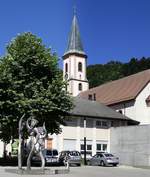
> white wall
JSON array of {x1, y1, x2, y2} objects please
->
[
  {"x1": 0, "y1": 140, "x2": 4, "y2": 157},
  {"x1": 52, "y1": 117, "x2": 110, "y2": 155},
  {"x1": 63, "y1": 55, "x2": 87, "y2": 81},
  {"x1": 0, "y1": 141, "x2": 12, "y2": 158},
  {"x1": 68, "y1": 80, "x2": 89, "y2": 97},
  {"x1": 110, "y1": 125, "x2": 150, "y2": 166},
  {"x1": 134, "y1": 82, "x2": 150, "y2": 124}
]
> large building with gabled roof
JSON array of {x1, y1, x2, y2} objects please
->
[
  {"x1": 47, "y1": 97, "x2": 138, "y2": 156},
  {"x1": 46, "y1": 13, "x2": 138, "y2": 156},
  {"x1": 79, "y1": 69, "x2": 150, "y2": 124}
]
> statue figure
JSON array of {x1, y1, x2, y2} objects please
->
[
  {"x1": 18, "y1": 114, "x2": 25, "y2": 170},
  {"x1": 64, "y1": 155, "x2": 70, "y2": 171},
  {"x1": 26, "y1": 117, "x2": 47, "y2": 170}
]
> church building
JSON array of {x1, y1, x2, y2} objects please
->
[{"x1": 45, "y1": 13, "x2": 138, "y2": 155}]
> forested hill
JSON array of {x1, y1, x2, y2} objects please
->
[{"x1": 87, "y1": 57, "x2": 150, "y2": 88}]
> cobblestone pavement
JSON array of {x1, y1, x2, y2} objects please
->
[{"x1": 0, "y1": 165, "x2": 150, "y2": 177}]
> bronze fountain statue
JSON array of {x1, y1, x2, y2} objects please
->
[
  {"x1": 18, "y1": 115, "x2": 47, "y2": 171},
  {"x1": 17, "y1": 115, "x2": 69, "y2": 174},
  {"x1": 26, "y1": 117, "x2": 47, "y2": 170}
]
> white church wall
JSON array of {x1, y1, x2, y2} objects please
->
[
  {"x1": 51, "y1": 117, "x2": 110, "y2": 155},
  {"x1": 63, "y1": 55, "x2": 87, "y2": 81},
  {"x1": 134, "y1": 82, "x2": 150, "y2": 124},
  {"x1": 75, "y1": 55, "x2": 87, "y2": 81},
  {"x1": 110, "y1": 82, "x2": 150, "y2": 124},
  {"x1": 110, "y1": 101, "x2": 136, "y2": 121},
  {"x1": 63, "y1": 54, "x2": 89, "y2": 97},
  {"x1": 96, "y1": 129, "x2": 110, "y2": 141},
  {"x1": 63, "y1": 126, "x2": 77, "y2": 139},
  {"x1": 80, "y1": 127, "x2": 94, "y2": 140},
  {"x1": 71, "y1": 80, "x2": 89, "y2": 97}
]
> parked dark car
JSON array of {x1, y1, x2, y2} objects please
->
[
  {"x1": 32, "y1": 149, "x2": 59, "y2": 165},
  {"x1": 44, "y1": 149, "x2": 59, "y2": 165},
  {"x1": 88, "y1": 152, "x2": 119, "y2": 166},
  {"x1": 58, "y1": 150, "x2": 81, "y2": 166}
]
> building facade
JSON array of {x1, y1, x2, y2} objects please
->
[
  {"x1": 110, "y1": 81, "x2": 150, "y2": 124},
  {"x1": 46, "y1": 97, "x2": 137, "y2": 156},
  {"x1": 80, "y1": 69, "x2": 150, "y2": 124},
  {"x1": 50, "y1": 117, "x2": 111, "y2": 156}
]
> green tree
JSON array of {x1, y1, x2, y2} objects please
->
[
  {"x1": 87, "y1": 57, "x2": 150, "y2": 88},
  {"x1": 87, "y1": 61, "x2": 123, "y2": 88},
  {"x1": 0, "y1": 32, "x2": 73, "y2": 143}
]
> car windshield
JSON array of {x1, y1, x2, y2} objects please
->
[
  {"x1": 104, "y1": 153, "x2": 114, "y2": 157},
  {"x1": 46, "y1": 150, "x2": 52, "y2": 156},
  {"x1": 53, "y1": 150, "x2": 58, "y2": 156},
  {"x1": 46, "y1": 150, "x2": 58, "y2": 156},
  {"x1": 69, "y1": 151, "x2": 80, "y2": 156}
]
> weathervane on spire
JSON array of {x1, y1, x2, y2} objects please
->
[{"x1": 73, "y1": 3, "x2": 77, "y2": 16}]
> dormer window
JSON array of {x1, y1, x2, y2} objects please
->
[
  {"x1": 146, "y1": 95, "x2": 150, "y2": 107},
  {"x1": 118, "y1": 110, "x2": 123, "y2": 114},
  {"x1": 88, "y1": 93, "x2": 96, "y2": 101},
  {"x1": 78, "y1": 62, "x2": 82, "y2": 72},
  {"x1": 88, "y1": 94, "x2": 92, "y2": 100}
]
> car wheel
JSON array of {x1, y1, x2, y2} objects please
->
[
  {"x1": 113, "y1": 164, "x2": 117, "y2": 167},
  {"x1": 77, "y1": 163, "x2": 81, "y2": 166},
  {"x1": 100, "y1": 161, "x2": 105, "y2": 166}
]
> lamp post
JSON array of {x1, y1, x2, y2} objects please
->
[{"x1": 84, "y1": 117, "x2": 87, "y2": 165}]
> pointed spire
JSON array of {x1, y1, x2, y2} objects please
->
[{"x1": 63, "y1": 14, "x2": 86, "y2": 58}]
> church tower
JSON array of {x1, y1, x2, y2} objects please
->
[{"x1": 63, "y1": 14, "x2": 89, "y2": 96}]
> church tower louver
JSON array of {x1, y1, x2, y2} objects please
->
[{"x1": 63, "y1": 13, "x2": 89, "y2": 96}]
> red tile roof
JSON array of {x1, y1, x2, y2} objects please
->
[{"x1": 79, "y1": 69, "x2": 150, "y2": 105}]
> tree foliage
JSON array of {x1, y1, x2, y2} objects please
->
[
  {"x1": 87, "y1": 61, "x2": 123, "y2": 88},
  {"x1": 0, "y1": 32, "x2": 73, "y2": 143},
  {"x1": 87, "y1": 57, "x2": 150, "y2": 88}
]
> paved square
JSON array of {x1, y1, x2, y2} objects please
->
[{"x1": 0, "y1": 166, "x2": 150, "y2": 177}]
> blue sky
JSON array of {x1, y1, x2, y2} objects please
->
[{"x1": 0, "y1": 0, "x2": 150, "y2": 67}]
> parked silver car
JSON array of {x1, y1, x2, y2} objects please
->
[
  {"x1": 58, "y1": 150, "x2": 81, "y2": 166},
  {"x1": 88, "y1": 152, "x2": 119, "y2": 166}
]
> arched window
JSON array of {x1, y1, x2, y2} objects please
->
[
  {"x1": 65, "y1": 63, "x2": 68, "y2": 73},
  {"x1": 78, "y1": 83, "x2": 82, "y2": 91},
  {"x1": 78, "y1": 62, "x2": 82, "y2": 72}
]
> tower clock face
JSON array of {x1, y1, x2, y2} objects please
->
[{"x1": 65, "y1": 73, "x2": 68, "y2": 80}]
